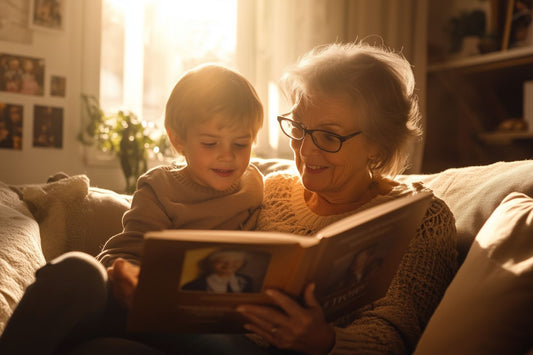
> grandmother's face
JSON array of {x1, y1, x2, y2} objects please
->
[{"x1": 290, "y1": 94, "x2": 377, "y2": 204}]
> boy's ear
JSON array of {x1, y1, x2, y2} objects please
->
[{"x1": 166, "y1": 128, "x2": 185, "y2": 155}]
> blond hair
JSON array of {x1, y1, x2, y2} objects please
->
[{"x1": 165, "y1": 64, "x2": 263, "y2": 140}]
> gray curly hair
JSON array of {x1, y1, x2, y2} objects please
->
[{"x1": 280, "y1": 41, "x2": 422, "y2": 177}]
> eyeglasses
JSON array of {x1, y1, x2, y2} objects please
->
[{"x1": 277, "y1": 116, "x2": 362, "y2": 153}]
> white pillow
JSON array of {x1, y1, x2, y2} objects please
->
[
  {"x1": 414, "y1": 192, "x2": 533, "y2": 355},
  {"x1": 18, "y1": 175, "x2": 90, "y2": 260},
  {"x1": 14, "y1": 175, "x2": 131, "y2": 260}
]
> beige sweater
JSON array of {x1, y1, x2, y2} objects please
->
[
  {"x1": 97, "y1": 163, "x2": 263, "y2": 268},
  {"x1": 257, "y1": 172, "x2": 458, "y2": 355}
]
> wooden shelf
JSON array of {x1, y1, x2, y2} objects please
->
[
  {"x1": 478, "y1": 131, "x2": 533, "y2": 145},
  {"x1": 423, "y1": 0, "x2": 533, "y2": 173},
  {"x1": 428, "y1": 46, "x2": 533, "y2": 73}
]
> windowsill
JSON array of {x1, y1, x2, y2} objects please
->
[
  {"x1": 83, "y1": 145, "x2": 180, "y2": 169},
  {"x1": 83, "y1": 146, "x2": 119, "y2": 168}
]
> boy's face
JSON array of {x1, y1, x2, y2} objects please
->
[{"x1": 174, "y1": 113, "x2": 254, "y2": 191}]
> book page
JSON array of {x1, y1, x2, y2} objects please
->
[{"x1": 310, "y1": 191, "x2": 432, "y2": 323}]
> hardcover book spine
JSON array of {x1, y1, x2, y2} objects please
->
[{"x1": 524, "y1": 80, "x2": 533, "y2": 133}]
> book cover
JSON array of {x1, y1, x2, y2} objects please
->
[{"x1": 127, "y1": 191, "x2": 433, "y2": 333}]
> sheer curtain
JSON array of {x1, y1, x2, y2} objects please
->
[{"x1": 244, "y1": 0, "x2": 427, "y2": 172}]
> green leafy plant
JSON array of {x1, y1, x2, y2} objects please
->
[{"x1": 78, "y1": 95, "x2": 172, "y2": 193}]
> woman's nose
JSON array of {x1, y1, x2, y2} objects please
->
[{"x1": 299, "y1": 134, "x2": 318, "y2": 155}]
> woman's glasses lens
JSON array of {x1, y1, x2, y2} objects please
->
[
  {"x1": 278, "y1": 117, "x2": 342, "y2": 152},
  {"x1": 314, "y1": 132, "x2": 341, "y2": 151},
  {"x1": 280, "y1": 119, "x2": 304, "y2": 139}
]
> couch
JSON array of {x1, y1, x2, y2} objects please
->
[{"x1": 1, "y1": 158, "x2": 532, "y2": 353}]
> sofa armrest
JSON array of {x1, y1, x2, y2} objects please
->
[{"x1": 414, "y1": 192, "x2": 533, "y2": 354}]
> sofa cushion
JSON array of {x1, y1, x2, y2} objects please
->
[
  {"x1": 251, "y1": 157, "x2": 296, "y2": 176},
  {"x1": 399, "y1": 160, "x2": 533, "y2": 262},
  {"x1": 0, "y1": 182, "x2": 45, "y2": 334},
  {"x1": 11, "y1": 175, "x2": 131, "y2": 260},
  {"x1": 79, "y1": 186, "x2": 131, "y2": 256},
  {"x1": 414, "y1": 192, "x2": 533, "y2": 355}
]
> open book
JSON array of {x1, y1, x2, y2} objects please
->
[{"x1": 127, "y1": 190, "x2": 433, "y2": 333}]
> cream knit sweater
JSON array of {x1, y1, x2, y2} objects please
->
[
  {"x1": 97, "y1": 163, "x2": 263, "y2": 268},
  {"x1": 257, "y1": 172, "x2": 458, "y2": 354}
]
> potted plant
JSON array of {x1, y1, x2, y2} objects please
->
[
  {"x1": 78, "y1": 95, "x2": 171, "y2": 193},
  {"x1": 447, "y1": 9, "x2": 487, "y2": 55}
]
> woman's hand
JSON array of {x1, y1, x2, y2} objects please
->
[
  {"x1": 107, "y1": 258, "x2": 140, "y2": 309},
  {"x1": 237, "y1": 283, "x2": 336, "y2": 355}
]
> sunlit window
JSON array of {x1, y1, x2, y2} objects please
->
[{"x1": 100, "y1": 0, "x2": 238, "y2": 123}]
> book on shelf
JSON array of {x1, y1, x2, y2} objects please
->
[
  {"x1": 524, "y1": 80, "x2": 533, "y2": 132},
  {"x1": 127, "y1": 191, "x2": 433, "y2": 333}
]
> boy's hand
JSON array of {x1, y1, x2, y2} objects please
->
[{"x1": 107, "y1": 258, "x2": 140, "y2": 309}]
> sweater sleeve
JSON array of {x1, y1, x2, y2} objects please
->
[
  {"x1": 96, "y1": 172, "x2": 174, "y2": 268},
  {"x1": 329, "y1": 197, "x2": 458, "y2": 355}
]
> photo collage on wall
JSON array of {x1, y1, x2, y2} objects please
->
[{"x1": 0, "y1": 0, "x2": 67, "y2": 151}]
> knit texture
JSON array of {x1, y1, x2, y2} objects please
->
[
  {"x1": 97, "y1": 163, "x2": 263, "y2": 267},
  {"x1": 257, "y1": 172, "x2": 458, "y2": 354}
]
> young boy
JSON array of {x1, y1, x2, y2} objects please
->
[
  {"x1": 0, "y1": 64, "x2": 264, "y2": 354},
  {"x1": 98, "y1": 63, "x2": 264, "y2": 306}
]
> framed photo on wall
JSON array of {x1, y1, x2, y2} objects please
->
[
  {"x1": 0, "y1": 102, "x2": 23, "y2": 150},
  {"x1": 50, "y1": 75, "x2": 66, "y2": 97},
  {"x1": 502, "y1": 0, "x2": 533, "y2": 49},
  {"x1": 29, "y1": 0, "x2": 64, "y2": 32},
  {"x1": 0, "y1": 0, "x2": 32, "y2": 43},
  {"x1": 510, "y1": 0, "x2": 533, "y2": 48},
  {"x1": 33, "y1": 105, "x2": 63, "y2": 149},
  {"x1": 0, "y1": 53, "x2": 45, "y2": 96}
]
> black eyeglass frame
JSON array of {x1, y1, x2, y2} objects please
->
[{"x1": 277, "y1": 116, "x2": 363, "y2": 153}]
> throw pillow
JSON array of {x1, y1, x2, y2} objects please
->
[
  {"x1": 414, "y1": 192, "x2": 533, "y2": 355},
  {"x1": 16, "y1": 175, "x2": 90, "y2": 260},
  {"x1": 12, "y1": 174, "x2": 131, "y2": 261},
  {"x1": 71, "y1": 186, "x2": 131, "y2": 256}
]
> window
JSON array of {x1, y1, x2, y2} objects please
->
[
  {"x1": 100, "y1": 0, "x2": 238, "y2": 124},
  {"x1": 95, "y1": 0, "x2": 310, "y2": 161}
]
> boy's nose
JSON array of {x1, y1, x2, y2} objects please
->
[{"x1": 217, "y1": 145, "x2": 235, "y2": 160}]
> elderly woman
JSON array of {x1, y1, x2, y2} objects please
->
[{"x1": 234, "y1": 42, "x2": 458, "y2": 354}]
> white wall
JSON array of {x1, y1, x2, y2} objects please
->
[{"x1": 0, "y1": 0, "x2": 126, "y2": 191}]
